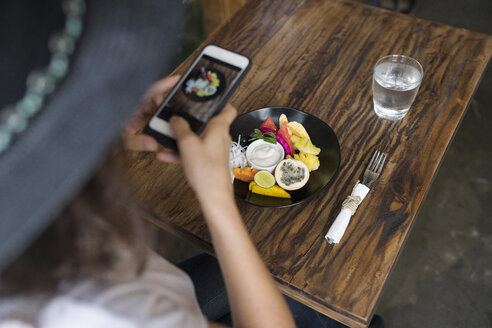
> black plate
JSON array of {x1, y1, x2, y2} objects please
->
[{"x1": 230, "y1": 107, "x2": 340, "y2": 207}]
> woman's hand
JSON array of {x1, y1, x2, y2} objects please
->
[
  {"x1": 126, "y1": 78, "x2": 295, "y2": 328},
  {"x1": 122, "y1": 75, "x2": 237, "y2": 201},
  {"x1": 122, "y1": 75, "x2": 180, "y2": 162},
  {"x1": 168, "y1": 104, "x2": 237, "y2": 202}
]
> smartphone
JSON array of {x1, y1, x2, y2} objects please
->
[{"x1": 144, "y1": 45, "x2": 251, "y2": 150}]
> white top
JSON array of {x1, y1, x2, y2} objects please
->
[{"x1": 0, "y1": 252, "x2": 208, "y2": 328}]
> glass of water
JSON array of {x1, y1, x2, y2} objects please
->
[{"x1": 373, "y1": 55, "x2": 423, "y2": 121}]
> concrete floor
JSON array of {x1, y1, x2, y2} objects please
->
[
  {"x1": 376, "y1": 0, "x2": 492, "y2": 327},
  {"x1": 159, "y1": 1, "x2": 492, "y2": 326},
  {"x1": 378, "y1": 69, "x2": 492, "y2": 327}
]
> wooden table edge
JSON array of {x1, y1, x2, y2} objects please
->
[{"x1": 277, "y1": 282, "x2": 369, "y2": 328}]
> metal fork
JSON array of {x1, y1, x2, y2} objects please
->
[
  {"x1": 324, "y1": 149, "x2": 388, "y2": 244},
  {"x1": 362, "y1": 150, "x2": 388, "y2": 185}
]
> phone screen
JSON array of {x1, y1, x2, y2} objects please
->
[{"x1": 157, "y1": 55, "x2": 241, "y2": 132}]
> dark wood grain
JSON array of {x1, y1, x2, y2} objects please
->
[{"x1": 118, "y1": 1, "x2": 492, "y2": 327}]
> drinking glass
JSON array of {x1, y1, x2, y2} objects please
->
[{"x1": 372, "y1": 55, "x2": 423, "y2": 121}]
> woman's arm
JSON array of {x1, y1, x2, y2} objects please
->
[
  {"x1": 170, "y1": 107, "x2": 295, "y2": 328},
  {"x1": 123, "y1": 77, "x2": 295, "y2": 327}
]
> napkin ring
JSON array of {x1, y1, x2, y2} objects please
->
[{"x1": 342, "y1": 195, "x2": 362, "y2": 215}]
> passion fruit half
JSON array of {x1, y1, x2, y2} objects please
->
[{"x1": 274, "y1": 159, "x2": 309, "y2": 190}]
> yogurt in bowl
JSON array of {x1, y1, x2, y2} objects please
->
[{"x1": 246, "y1": 139, "x2": 285, "y2": 173}]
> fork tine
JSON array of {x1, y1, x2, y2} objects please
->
[
  {"x1": 376, "y1": 153, "x2": 387, "y2": 174},
  {"x1": 372, "y1": 151, "x2": 383, "y2": 171},
  {"x1": 370, "y1": 151, "x2": 382, "y2": 171},
  {"x1": 367, "y1": 150, "x2": 378, "y2": 170}
]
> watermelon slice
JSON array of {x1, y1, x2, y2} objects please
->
[
  {"x1": 259, "y1": 116, "x2": 277, "y2": 133},
  {"x1": 277, "y1": 123, "x2": 294, "y2": 155}
]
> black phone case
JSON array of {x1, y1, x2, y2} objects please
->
[{"x1": 143, "y1": 45, "x2": 251, "y2": 152}]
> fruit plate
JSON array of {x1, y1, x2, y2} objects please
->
[{"x1": 230, "y1": 106, "x2": 340, "y2": 207}]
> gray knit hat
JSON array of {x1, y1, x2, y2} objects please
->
[{"x1": 0, "y1": 0, "x2": 183, "y2": 272}]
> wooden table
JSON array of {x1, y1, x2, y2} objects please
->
[{"x1": 121, "y1": 1, "x2": 492, "y2": 327}]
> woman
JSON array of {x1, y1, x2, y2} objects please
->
[{"x1": 0, "y1": 75, "x2": 296, "y2": 327}]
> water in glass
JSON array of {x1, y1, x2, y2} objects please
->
[{"x1": 373, "y1": 61, "x2": 422, "y2": 120}]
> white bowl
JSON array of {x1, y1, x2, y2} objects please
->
[{"x1": 246, "y1": 139, "x2": 285, "y2": 173}]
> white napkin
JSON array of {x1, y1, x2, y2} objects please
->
[{"x1": 325, "y1": 182, "x2": 370, "y2": 244}]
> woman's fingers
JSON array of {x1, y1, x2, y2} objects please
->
[
  {"x1": 201, "y1": 103, "x2": 237, "y2": 138},
  {"x1": 142, "y1": 75, "x2": 180, "y2": 103},
  {"x1": 170, "y1": 116, "x2": 196, "y2": 141},
  {"x1": 218, "y1": 103, "x2": 238, "y2": 125},
  {"x1": 156, "y1": 151, "x2": 181, "y2": 163},
  {"x1": 125, "y1": 102, "x2": 156, "y2": 135},
  {"x1": 123, "y1": 134, "x2": 158, "y2": 152},
  {"x1": 208, "y1": 104, "x2": 237, "y2": 127},
  {"x1": 122, "y1": 76, "x2": 181, "y2": 152}
]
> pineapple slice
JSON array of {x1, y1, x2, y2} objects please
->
[
  {"x1": 291, "y1": 135, "x2": 301, "y2": 144},
  {"x1": 286, "y1": 152, "x2": 320, "y2": 171},
  {"x1": 291, "y1": 136, "x2": 320, "y2": 155},
  {"x1": 303, "y1": 153, "x2": 320, "y2": 171}
]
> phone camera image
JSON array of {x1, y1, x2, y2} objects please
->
[
  {"x1": 146, "y1": 46, "x2": 250, "y2": 149},
  {"x1": 157, "y1": 54, "x2": 242, "y2": 131},
  {"x1": 182, "y1": 66, "x2": 226, "y2": 102}
]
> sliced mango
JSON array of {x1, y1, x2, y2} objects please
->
[
  {"x1": 248, "y1": 182, "x2": 291, "y2": 198},
  {"x1": 232, "y1": 167, "x2": 259, "y2": 182}
]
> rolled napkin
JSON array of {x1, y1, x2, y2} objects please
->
[{"x1": 325, "y1": 181, "x2": 370, "y2": 244}]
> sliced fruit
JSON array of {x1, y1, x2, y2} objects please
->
[
  {"x1": 274, "y1": 159, "x2": 310, "y2": 190},
  {"x1": 291, "y1": 135, "x2": 300, "y2": 143},
  {"x1": 303, "y1": 153, "x2": 320, "y2": 171},
  {"x1": 276, "y1": 134, "x2": 291, "y2": 156},
  {"x1": 232, "y1": 167, "x2": 259, "y2": 182},
  {"x1": 287, "y1": 121, "x2": 310, "y2": 141},
  {"x1": 286, "y1": 153, "x2": 320, "y2": 172},
  {"x1": 277, "y1": 123, "x2": 294, "y2": 155},
  {"x1": 279, "y1": 114, "x2": 289, "y2": 129},
  {"x1": 291, "y1": 136, "x2": 320, "y2": 155},
  {"x1": 259, "y1": 116, "x2": 277, "y2": 133},
  {"x1": 254, "y1": 170, "x2": 276, "y2": 189},
  {"x1": 249, "y1": 182, "x2": 291, "y2": 198}
]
